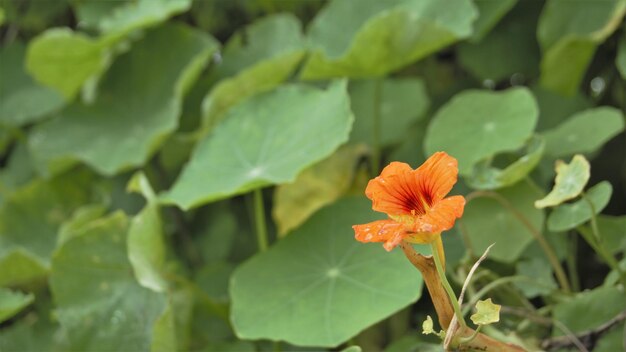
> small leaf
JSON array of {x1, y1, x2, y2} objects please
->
[
  {"x1": 424, "y1": 87, "x2": 538, "y2": 175},
  {"x1": 0, "y1": 288, "x2": 35, "y2": 323},
  {"x1": 547, "y1": 181, "x2": 613, "y2": 232},
  {"x1": 161, "y1": 81, "x2": 354, "y2": 210},
  {"x1": 230, "y1": 197, "x2": 422, "y2": 347},
  {"x1": 543, "y1": 107, "x2": 625, "y2": 157},
  {"x1": 583, "y1": 215, "x2": 626, "y2": 255},
  {"x1": 25, "y1": 28, "x2": 107, "y2": 99},
  {"x1": 466, "y1": 135, "x2": 544, "y2": 190},
  {"x1": 422, "y1": 315, "x2": 435, "y2": 335},
  {"x1": 273, "y1": 144, "x2": 367, "y2": 236},
  {"x1": 470, "y1": 0, "x2": 518, "y2": 41},
  {"x1": 470, "y1": 298, "x2": 501, "y2": 326},
  {"x1": 535, "y1": 155, "x2": 590, "y2": 208}
]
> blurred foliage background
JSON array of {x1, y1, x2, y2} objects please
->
[{"x1": 0, "y1": 0, "x2": 625, "y2": 351}]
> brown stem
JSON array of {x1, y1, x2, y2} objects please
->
[
  {"x1": 400, "y1": 242, "x2": 454, "y2": 329},
  {"x1": 452, "y1": 325, "x2": 527, "y2": 351}
]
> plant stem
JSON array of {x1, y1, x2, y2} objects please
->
[
  {"x1": 371, "y1": 78, "x2": 383, "y2": 175},
  {"x1": 430, "y1": 238, "x2": 466, "y2": 327},
  {"x1": 566, "y1": 234, "x2": 581, "y2": 292},
  {"x1": 253, "y1": 188, "x2": 268, "y2": 252},
  {"x1": 577, "y1": 226, "x2": 626, "y2": 288},
  {"x1": 466, "y1": 191, "x2": 571, "y2": 293}
]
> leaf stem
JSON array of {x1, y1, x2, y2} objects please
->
[
  {"x1": 466, "y1": 191, "x2": 571, "y2": 293},
  {"x1": 253, "y1": 188, "x2": 268, "y2": 252},
  {"x1": 430, "y1": 237, "x2": 466, "y2": 327},
  {"x1": 371, "y1": 78, "x2": 383, "y2": 175}
]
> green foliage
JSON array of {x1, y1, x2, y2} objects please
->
[
  {"x1": 230, "y1": 198, "x2": 422, "y2": 347},
  {"x1": 1, "y1": 0, "x2": 625, "y2": 351},
  {"x1": 470, "y1": 298, "x2": 501, "y2": 326}
]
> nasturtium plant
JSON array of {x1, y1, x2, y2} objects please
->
[{"x1": 1, "y1": 1, "x2": 625, "y2": 351}]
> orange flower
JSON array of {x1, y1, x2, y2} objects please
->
[{"x1": 353, "y1": 152, "x2": 465, "y2": 251}]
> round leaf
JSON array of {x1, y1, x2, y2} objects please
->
[
  {"x1": 161, "y1": 81, "x2": 354, "y2": 210},
  {"x1": 424, "y1": 87, "x2": 538, "y2": 175},
  {"x1": 547, "y1": 181, "x2": 613, "y2": 232},
  {"x1": 230, "y1": 197, "x2": 423, "y2": 347},
  {"x1": 543, "y1": 107, "x2": 625, "y2": 157}
]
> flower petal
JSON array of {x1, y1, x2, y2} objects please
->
[
  {"x1": 365, "y1": 162, "x2": 422, "y2": 216},
  {"x1": 411, "y1": 195, "x2": 465, "y2": 234},
  {"x1": 414, "y1": 151, "x2": 459, "y2": 203},
  {"x1": 352, "y1": 219, "x2": 407, "y2": 251}
]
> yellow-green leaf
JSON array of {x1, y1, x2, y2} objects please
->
[
  {"x1": 470, "y1": 298, "x2": 501, "y2": 326},
  {"x1": 534, "y1": 155, "x2": 590, "y2": 208}
]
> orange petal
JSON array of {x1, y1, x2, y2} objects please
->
[
  {"x1": 365, "y1": 162, "x2": 420, "y2": 216},
  {"x1": 414, "y1": 151, "x2": 459, "y2": 203},
  {"x1": 352, "y1": 219, "x2": 407, "y2": 251},
  {"x1": 410, "y1": 195, "x2": 466, "y2": 234}
]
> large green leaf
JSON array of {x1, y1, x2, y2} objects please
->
[
  {"x1": 50, "y1": 212, "x2": 168, "y2": 350},
  {"x1": 0, "y1": 288, "x2": 34, "y2": 323},
  {"x1": 349, "y1": 78, "x2": 430, "y2": 147},
  {"x1": 537, "y1": 0, "x2": 626, "y2": 95},
  {"x1": 458, "y1": 1, "x2": 541, "y2": 82},
  {"x1": 161, "y1": 81, "x2": 354, "y2": 210},
  {"x1": 535, "y1": 155, "x2": 590, "y2": 208},
  {"x1": 542, "y1": 107, "x2": 625, "y2": 157},
  {"x1": 462, "y1": 181, "x2": 545, "y2": 263},
  {"x1": 230, "y1": 197, "x2": 423, "y2": 347},
  {"x1": 532, "y1": 85, "x2": 592, "y2": 131},
  {"x1": 547, "y1": 181, "x2": 612, "y2": 232},
  {"x1": 424, "y1": 87, "x2": 538, "y2": 175},
  {"x1": 25, "y1": 28, "x2": 108, "y2": 100},
  {"x1": 29, "y1": 24, "x2": 218, "y2": 176},
  {"x1": 553, "y1": 286, "x2": 626, "y2": 336},
  {"x1": 300, "y1": 0, "x2": 476, "y2": 79},
  {"x1": 0, "y1": 42, "x2": 64, "y2": 127},
  {"x1": 202, "y1": 14, "x2": 305, "y2": 129}
]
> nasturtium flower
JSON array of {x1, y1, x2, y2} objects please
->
[{"x1": 353, "y1": 152, "x2": 465, "y2": 251}]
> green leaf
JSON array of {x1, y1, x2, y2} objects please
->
[
  {"x1": 0, "y1": 250, "x2": 48, "y2": 287},
  {"x1": 585, "y1": 215, "x2": 626, "y2": 255},
  {"x1": 202, "y1": 14, "x2": 305, "y2": 129},
  {"x1": 0, "y1": 169, "x2": 100, "y2": 270},
  {"x1": 0, "y1": 7, "x2": 4, "y2": 26},
  {"x1": 515, "y1": 256, "x2": 557, "y2": 297},
  {"x1": 151, "y1": 302, "x2": 177, "y2": 352},
  {"x1": 470, "y1": 298, "x2": 501, "y2": 326},
  {"x1": 29, "y1": 24, "x2": 218, "y2": 176},
  {"x1": 273, "y1": 144, "x2": 367, "y2": 236},
  {"x1": 230, "y1": 197, "x2": 423, "y2": 347},
  {"x1": 341, "y1": 346, "x2": 362, "y2": 352},
  {"x1": 470, "y1": 0, "x2": 517, "y2": 41},
  {"x1": 161, "y1": 81, "x2": 354, "y2": 210},
  {"x1": 58, "y1": 204, "x2": 108, "y2": 245},
  {"x1": 300, "y1": 0, "x2": 476, "y2": 79},
  {"x1": 547, "y1": 181, "x2": 612, "y2": 232},
  {"x1": 127, "y1": 173, "x2": 167, "y2": 292},
  {"x1": 0, "y1": 42, "x2": 64, "y2": 127},
  {"x1": 466, "y1": 135, "x2": 544, "y2": 190},
  {"x1": 458, "y1": 1, "x2": 540, "y2": 82},
  {"x1": 73, "y1": 0, "x2": 129, "y2": 30},
  {"x1": 0, "y1": 288, "x2": 34, "y2": 323},
  {"x1": 463, "y1": 181, "x2": 544, "y2": 263},
  {"x1": 537, "y1": 0, "x2": 626, "y2": 95},
  {"x1": 542, "y1": 107, "x2": 625, "y2": 157},
  {"x1": 532, "y1": 85, "x2": 592, "y2": 131},
  {"x1": 535, "y1": 155, "x2": 590, "y2": 208},
  {"x1": 50, "y1": 212, "x2": 168, "y2": 350},
  {"x1": 618, "y1": 35, "x2": 626, "y2": 79},
  {"x1": 25, "y1": 28, "x2": 108, "y2": 100},
  {"x1": 424, "y1": 87, "x2": 538, "y2": 175},
  {"x1": 98, "y1": 0, "x2": 191, "y2": 39},
  {"x1": 553, "y1": 286, "x2": 626, "y2": 336},
  {"x1": 349, "y1": 78, "x2": 430, "y2": 147}
]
